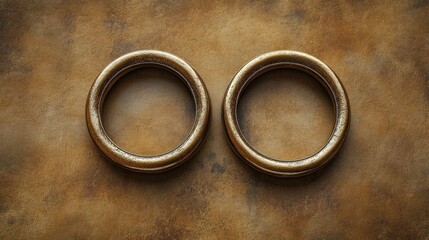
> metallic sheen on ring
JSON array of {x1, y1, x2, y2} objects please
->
[
  {"x1": 223, "y1": 50, "x2": 350, "y2": 177},
  {"x1": 86, "y1": 50, "x2": 210, "y2": 173}
]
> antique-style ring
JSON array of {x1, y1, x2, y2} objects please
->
[
  {"x1": 86, "y1": 50, "x2": 210, "y2": 173},
  {"x1": 223, "y1": 50, "x2": 350, "y2": 177}
]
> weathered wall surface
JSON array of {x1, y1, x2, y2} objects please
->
[{"x1": 0, "y1": 0, "x2": 428, "y2": 239}]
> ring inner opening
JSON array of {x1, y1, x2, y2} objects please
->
[
  {"x1": 102, "y1": 67, "x2": 196, "y2": 156},
  {"x1": 237, "y1": 68, "x2": 335, "y2": 161}
]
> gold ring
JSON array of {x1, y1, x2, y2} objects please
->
[
  {"x1": 86, "y1": 50, "x2": 210, "y2": 173},
  {"x1": 223, "y1": 50, "x2": 350, "y2": 177}
]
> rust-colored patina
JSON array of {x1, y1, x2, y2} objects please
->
[{"x1": 1, "y1": 1, "x2": 428, "y2": 239}]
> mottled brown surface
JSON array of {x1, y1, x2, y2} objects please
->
[{"x1": 0, "y1": 0, "x2": 428, "y2": 239}]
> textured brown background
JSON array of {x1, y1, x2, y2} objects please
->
[{"x1": 1, "y1": 0, "x2": 428, "y2": 239}]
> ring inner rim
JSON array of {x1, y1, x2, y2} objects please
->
[
  {"x1": 98, "y1": 63, "x2": 199, "y2": 158},
  {"x1": 234, "y1": 62, "x2": 339, "y2": 162}
]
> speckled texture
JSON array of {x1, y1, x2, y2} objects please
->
[{"x1": 0, "y1": 0, "x2": 428, "y2": 239}]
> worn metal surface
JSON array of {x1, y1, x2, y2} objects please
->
[
  {"x1": 0, "y1": 0, "x2": 428, "y2": 239},
  {"x1": 86, "y1": 50, "x2": 211, "y2": 172},
  {"x1": 223, "y1": 51, "x2": 350, "y2": 177}
]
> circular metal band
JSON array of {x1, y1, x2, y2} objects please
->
[
  {"x1": 223, "y1": 50, "x2": 350, "y2": 177},
  {"x1": 86, "y1": 50, "x2": 210, "y2": 173}
]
